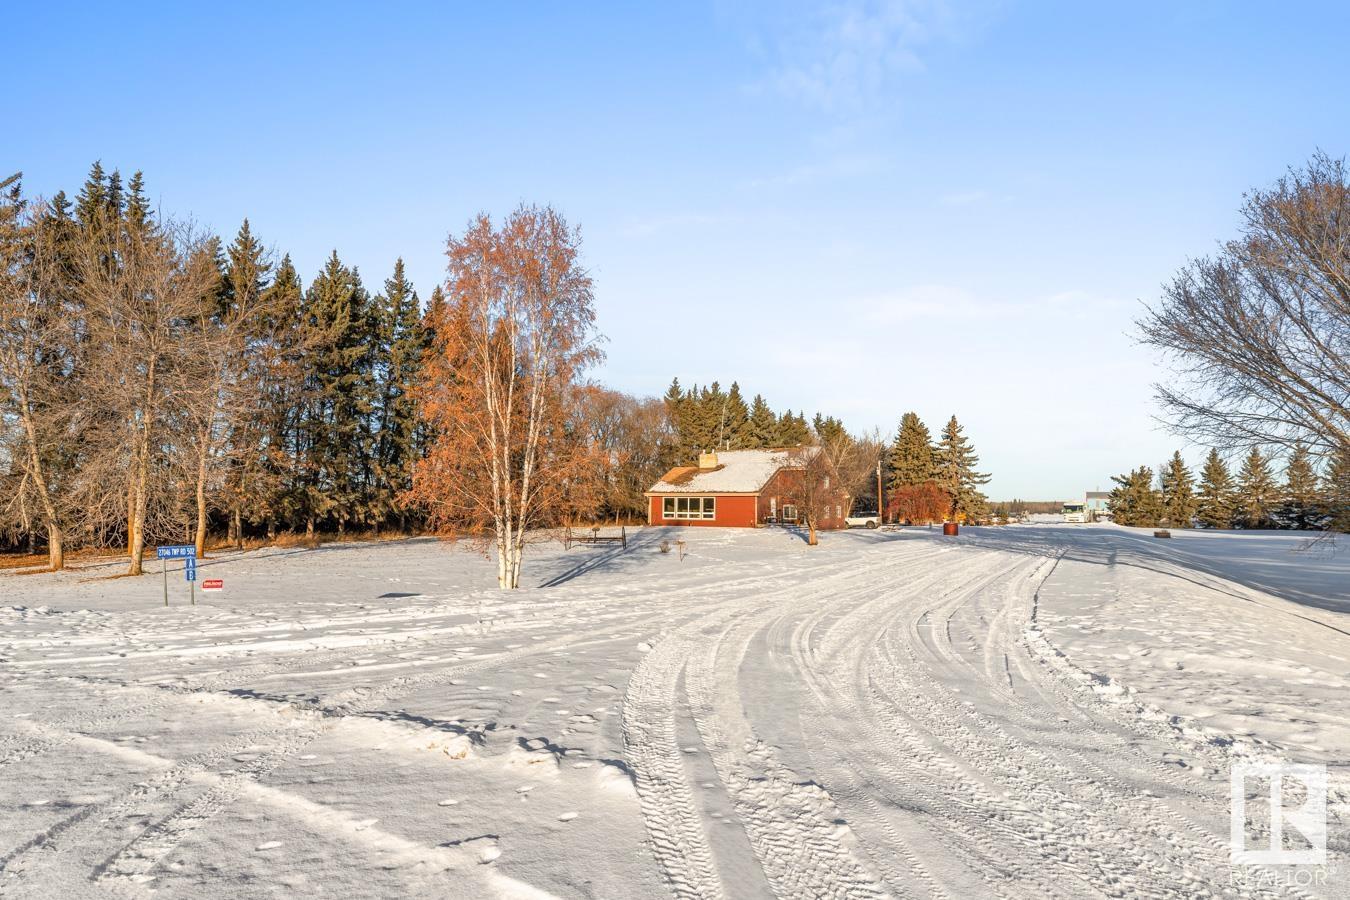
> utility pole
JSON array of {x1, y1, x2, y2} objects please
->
[{"x1": 876, "y1": 458, "x2": 884, "y2": 523}]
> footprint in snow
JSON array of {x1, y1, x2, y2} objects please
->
[
  {"x1": 438, "y1": 798, "x2": 459, "y2": 806},
  {"x1": 255, "y1": 841, "x2": 283, "y2": 851},
  {"x1": 558, "y1": 812, "x2": 578, "y2": 822}
]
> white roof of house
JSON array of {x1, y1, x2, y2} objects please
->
[{"x1": 647, "y1": 448, "x2": 816, "y2": 494}]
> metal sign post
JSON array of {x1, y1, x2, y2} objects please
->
[
  {"x1": 155, "y1": 545, "x2": 196, "y2": 607},
  {"x1": 185, "y1": 556, "x2": 196, "y2": 605}
]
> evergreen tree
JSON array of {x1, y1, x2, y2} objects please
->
[
  {"x1": 701, "y1": 381, "x2": 728, "y2": 450},
  {"x1": 746, "y1": 394, "x2": 777, "y2": 448},
  {"x1": 371, "y1": 258, "x2": 423, "y2": 529},
  {"x1": 1108, "y1": 466, "x2": 1162, "y2": 527},
  {"x1": 1158, "y1": 450, "x2": 1197, "y2": 527},
  {"x1": 775, "y1": 409, "x2": 810, "y2": 446},
  {"x1": 259, "y1": 254, "x2": 306, "y2": 536},
  {"x1": 218, "y1": 220, "x2": 273, "y2": 543},
  {"x1": 1235, "y1": 447, "x2": 1278, "y2": 528},
  {"x1": 74, "y1": 161, "x2": 111, "y2": 240},
  {"x1": 662, "y1": 377, "x2": 687, "y2": 456},
  {"x1": 1196, "y1": 449, "x2": 1236, "y2": 529},
  {"x1": 301, "y1": 252, "x2": 376, "y2": 535},
  {"x1": 723, "y1": 382, "x2": 750, "y2": 448},
  {"x1": 222, "y1": 220, "x2": 269, "y2": 315},
  {"x1": 104, "y1": 168, "x2": 123, "y2": 223},
  {"x1": 1323, "y1": 448, "x2": 1350, "y2": 533},
  {"x1": 812, "y1": 413, "x2": 846, "y2": 446},
  {"x1": 888, "y1": 412, "x2": 935, "y2": 491},
  {"x1": 1279, "y1": 445, "x2": 1322, "y2": 530},
  {"x1": 932, "y1": 416, "x2": 989, "y2": 521},
  {"x1": 124, "y1": 171, "x2": 150, "y2": 234}
]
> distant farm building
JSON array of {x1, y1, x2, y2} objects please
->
[
  {"x1": 645, "y1": 449, "x2": 846, "y2": 529},
  {"x1": 1086, "y1": 491, "x2": 1111, "y2": 521}
]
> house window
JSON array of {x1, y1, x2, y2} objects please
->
[
  {"x1": 835, "y1": 504, "x2": 841, "y2": 518},
  {"x1": 663, "y1": 496, "x2": 716, "y2": 520},
  {"x1": 782, "y1": 504, "x2": 797, "y2": 522}
]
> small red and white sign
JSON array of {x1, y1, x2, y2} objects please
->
[{"x1": 201, "y1": 579, "x2": 224, "y2": 592}]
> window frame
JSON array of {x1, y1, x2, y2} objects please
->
[{"x1": 662, "y1": 496, "x2": 717, "y2": 520}]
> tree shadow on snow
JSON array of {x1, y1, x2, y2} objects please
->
[
  {"x1": 534, "y1": 527, "x2": 672, "y2": 588},
  {"x1": 959, "y1": 526, "x2": 1350, "y2": 625}
]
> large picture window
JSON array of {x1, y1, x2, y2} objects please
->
[{"x1": 663, "y1": 496, "x2": 716, "y2": 520}]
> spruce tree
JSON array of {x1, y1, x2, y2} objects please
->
[
  {"x1": 775, "y1": 409, "x2": 810, "y2": 446},
  {"x1": 219, "y1": 220, "x2": 274, "y2": 544},
  {"x1": 1323, "y1": 448, "x2": 1349, "y2": 533},
  {"x1": 301, "y1": 252, "x2": 376, "y2": 535},
  {"x1": 74, "y1": 161, "x2": 110, "y2": 240},
  {"x1": 701, "y1": 381, "x2": 727, "y2": 450},
  {"x1": 124, "y1": 172, "x2": 150, "y2": 234},
  {"x1": 104, "y1": 168, "x2": 123, "y2": 223},
  {"x1": 746, "y1": 394, "x2": 777, "y2": 448},
  {"x1": 372, "y1": 258, "x2": 423, "y2": 529},
  {"x1": 259, "y1": 255, "x2": 305, "y2": 537},
  {"x1": 888, "y1": 412, "x2": 935, "y2": 491},
  {"x1": 1279, "y1": 445, "x2": 1321, "y2": 530},
  {"x1": 932, "y1": 416, "x2": 990, "y2": 521},
  {"x1": 1108, "y1": 466, "x2": 1162, "y2": 527},
  {"x1": 1235, "y1": 447, "x2": 1278, "y2": 528},
  {"x1": 723, "y1": 382, "x2": 750, "y2": 448},
  {"x1": 1196, "y1": 449, "x2": 1236, "y2": 529},
  {"x1": 662, "y1": 378, "x2": 688, "y2": 457},
  {"x1": 812, "y1": 413, "x2": 846, "y2": 446},
  {"x1": 1158, "y1": 451, "x2": 1197, "y2": 527}
]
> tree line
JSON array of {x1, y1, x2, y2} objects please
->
[
  {"x1": 2, "y1": 163, "x2": 998, "y2": 581},
  {"x1": 1133, "y1": 153, "x2": 1349, "y2": 534},
  {"x1": 1108, "y1": 447, "x2": 1349, "y2": 531},
  {"x1": 1, "y1": 164, "x2": 429, "y2": 570}
]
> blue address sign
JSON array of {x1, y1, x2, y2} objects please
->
[{"x1": 156, "y1": 545, "x2": 196, "y2": 560}]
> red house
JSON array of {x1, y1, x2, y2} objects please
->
[{"x1": 645, "y1": 448, "x2": 847, "y2": 529}]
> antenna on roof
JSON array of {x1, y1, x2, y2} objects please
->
[{"x1": 717, "y1": 392, "x2": 730, "y2": 450}]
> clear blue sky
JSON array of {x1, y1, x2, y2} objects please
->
[{"x1": 8, "y1": 1, "x2": 1349, "y2": 499}]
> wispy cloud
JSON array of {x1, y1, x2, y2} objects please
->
[{"x1": 742, "y1": 0, "x2": 964, "y2": 114}]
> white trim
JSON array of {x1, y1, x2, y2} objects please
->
[{"x1": 663, "y1": 496, "x2": 717, "y2": 520}]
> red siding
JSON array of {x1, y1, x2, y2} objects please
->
[
  {"x1": 648, "y1": 494, "x2": 758, "y2": 527},
  {"x1": 646, "y1": 484, "x2": 846, "y2": 530}
]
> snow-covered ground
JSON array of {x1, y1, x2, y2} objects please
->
[{"x1": 1, "y1": 525, "x2": 1346, "y2": 898}]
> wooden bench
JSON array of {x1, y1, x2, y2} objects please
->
[{"x1": 564, "y1": 526, "x2": 627, "y2": 550}]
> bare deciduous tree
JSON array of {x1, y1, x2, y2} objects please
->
[
  {"x1": 1140, "y1": 153, "x2": 1350, "y2": 461},
  {"x1": 77, "y1": 213, "x2": 220, "y2": 574},
  {"x1": 0, "y1": 183, "x2": 80, "y2": 569},
  {"x1": 788, "y1": 429, "x2": 877, "y2": 546}
]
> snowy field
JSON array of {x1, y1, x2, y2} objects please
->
[{"x1": 1, "y1": 524, "x2": 1346, "y2": 898}]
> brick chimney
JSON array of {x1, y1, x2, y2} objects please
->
[{"x1": 698, "y1": 450, "x2": 719, "y2": 469}]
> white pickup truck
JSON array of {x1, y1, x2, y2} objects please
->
[{"x1": 845, "y1": 511, "x2": 881, "y2": 529}]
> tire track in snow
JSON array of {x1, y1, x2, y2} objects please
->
[
  {"x1": 4, "y1": 581, "x2": 744, "y2": 894},
  {"x1": 861, "y1": 548, "x2": 1301, "y2": 899},
  {"x1": 621, "y1": 553, "x2": 888, "y2": 900}
]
